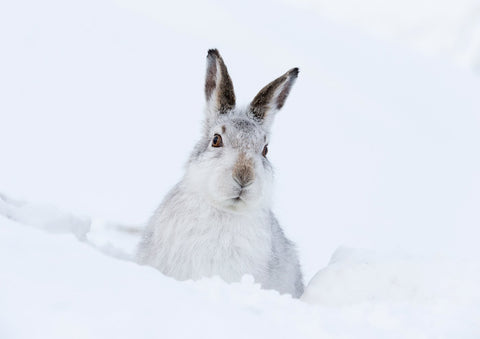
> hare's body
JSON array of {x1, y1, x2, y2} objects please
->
[
  {"x1": 137, "y1": 50, "x2": 304, "y2": 297},
  {"x1": 137, "y1": 181, "x2": 303, "y2": 296}
]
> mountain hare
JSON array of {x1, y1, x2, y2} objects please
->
[{"x1": 137, "y1": 49, "x2": 304, "y2": 297}]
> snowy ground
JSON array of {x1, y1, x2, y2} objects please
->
[
  {"x1": 1, "y1": 196, "x2": 479, "y2": 338},
  {"x1": 1, "y1": 0, "x2": 480, "y2": 337}
]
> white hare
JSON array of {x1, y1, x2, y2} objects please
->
[{"x1": 137, "y1": 49, "x2": 304, "y2": 297}]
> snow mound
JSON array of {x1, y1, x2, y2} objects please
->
[
  {"x1": 0, "y1": 193, "x2": 140, "y2": 260},
  {"x1": 302, "y1": 247, "x2": 480, "y2": 306},
  {"x1": 0, "y1": 193, "x2": 91, "y2": 240}
]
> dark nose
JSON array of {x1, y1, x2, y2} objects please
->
[{"x1": 232, "y1": 153, "x2": 254, "y2": 188}]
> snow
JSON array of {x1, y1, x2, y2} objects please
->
[
  {"x1": 1, "y1": 0, "x2": 480, "y2": 337},
  {"x1": 1, "y1": 205, "x2": 479, "y2": 338},
  {"x1": 303, "y1": 247, "x2": 480, "y2": 307}
]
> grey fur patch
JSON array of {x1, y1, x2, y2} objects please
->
[
  {"x1": 231, "y1": 118, "x2": 257, "y2": 132},
  {"x1": 266, "y1": 212, "x2": 304, "y2": 298}
]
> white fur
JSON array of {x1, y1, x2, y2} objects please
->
[
  {"x1": 137, "y1": 182, "x2": 272, "y2": 283},
  {"x1": 137, "y1": 50, "x2": 303, "y2": 297}
]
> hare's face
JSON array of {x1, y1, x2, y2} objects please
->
[
  {"x1": 187, "y1": 113, "x2": 274, "y2": 212},
  {"x1": 185, "y1": 49, "x2": 298, "y2": 213}
]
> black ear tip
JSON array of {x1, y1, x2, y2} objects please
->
[
  {"x1": 289, "y1": 67, "x2": 299, "y2": 78},
  {"x1": 207, "y1": 49, "x2": 220, "y2": 59}
]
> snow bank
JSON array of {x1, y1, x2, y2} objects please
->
[
  {"x1": 0, "y1": 194, "x2": 91, "y2": 240},
  {"x1": 0, "y1": 194, "x2": 139, "y2": 260},
  {"x1": 0, "y1": 215, "x2": 322, "y2": 339},
  {"x1": 303, "y1": 247, "x2": 480, "y2": 306},
  {"x1": 1, "y1": 207, "x2": 479, "y2": 338}
]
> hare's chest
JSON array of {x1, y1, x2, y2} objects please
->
[{"x1": 153, "y1": 213, "x2": 273, "y2": 283}]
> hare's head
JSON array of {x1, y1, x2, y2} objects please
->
[{"x1": 185, "y1": 49, "x2": 298, "y2": 213}]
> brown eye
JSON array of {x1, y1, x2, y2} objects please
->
[
  {"x1": 262, "y1": 145, "x2": 268, "y2": 157},
  {"x1": 212, "y1": 134, "x2": 223, "y2": 147}
]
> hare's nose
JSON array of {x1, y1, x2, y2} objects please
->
[
  {"x1": 232, "y1": 153, "x2": 255, "y2": 188},
  {"x1": 233, "y1": 175, "x2": 253, "y2": 189}
]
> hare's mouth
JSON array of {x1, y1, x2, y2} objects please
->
[
  {"x1": 218, "y1": 187, "x2": 257, "y2": 211},
  {"x1": 224, "y1": 195, "x2": 247, "y2": 209},
  {"x1": 230, "y1": 195, "x2": 244, "y2": 204},
  {"x1": 229, "y1": 187, "x2": 245, "y2": 201},
  {"x1": 217, "y1": 191, "x2": 262, "y2": 213}
]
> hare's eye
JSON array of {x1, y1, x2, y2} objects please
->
[
  {"x1": 212, "y1": 134, "x2": 223, "y2": 147},
  {"x1": 262, "y1": 145, "x2": 268, "y2": 157}
]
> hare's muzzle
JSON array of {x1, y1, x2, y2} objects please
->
[{"x1": 232, "y1": 153, "x2": 254, "y2": 189}]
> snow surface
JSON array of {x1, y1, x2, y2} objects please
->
[
  {"x1": 1, "y1": 0, "x2": 480, "y2": 337},
  {"x1": 1, "y1": 200, "x2": 479, "y2": 339}
]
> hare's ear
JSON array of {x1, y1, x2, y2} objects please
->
[
  {"x1": 204, "y1": 49, "x2": 236, "y2": 118},
  {"x1": 249, "y1": 68, "x2": 298, "y2": 128}
]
